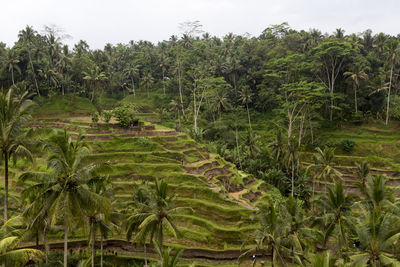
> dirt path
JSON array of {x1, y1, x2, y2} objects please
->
[{"x1": 229, "y1": 189, "x2": 255, "y2": 210}]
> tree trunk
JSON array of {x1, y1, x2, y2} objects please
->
[
  {"x1": 162, "y1": 69, "x2": 166, "y2": 96},
  {"x1": 354, "y1": 83, "x2": 358, "y2": 113},
  {"x1": 144, "y1": 244, "x2": 148, "y2": 267},
  {"x1": 235, "y1": 127, "x2": 242, "y2": 169},
  {"x1": 11, "y1": 68, "x2": 15, "y2": 86},
  {"x1": 100, "y1": 235, "x2": 104, "y2": 267},
  {"x1": 177, "y1": 55, "x2": 185, "y2": 116},
  {"x1": 271, "y1": 248, "x2": 274, "y2": 267},
  {"x1": 27, "y1": 49, "x2": 40, "y2": 97},
  {"x1": 64, "y1": 216, "x2": 68, "y2": 267},
  {"x1": 246, "y1": 102, "x2": 252, "y2": 130},
  {"x1": 44, "y1": 221, "x2": 49, "y2": 264},
  {"x1": 91, "y1": 224, "x2": 95, "y2": 267},
  {"x1": 131, "y1": 77, "x2": 135, "y2": 97},
  {"x1": 291, "y1": 157, "x2": 295, "y2": 197},
  {"x1": 386, "y1": 65, "x2": 393, "y2": 125},
  {"x1": 4, "y1": 152, "x2": 8, "y2": 222}
]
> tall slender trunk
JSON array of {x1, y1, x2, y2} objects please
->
[
  {"x1": 386, "y1": 65, "x2": 393, "y2": 125},
  {"x1": 271, "y1": 248, "x2": 274, "y2": 267},
  {"x1": 162, "y1": 69, "x2": 166, "y2": 96},
  {"x1": 291, "y1": 157, "x2": 295, "y2": 197},
  {"x1": 235, "y1": 127, "x2": 242, "y2": 169},
  {"x1": 44, "y1": 221, "x2": 49, "y2": 264},
  {"x1": 246, "y1": 102, "x2": 252, "y2": 130},
  {"x1": 91, "y1": 223, "x2": 95, "y2": 267},
  {"x1": 144, "y1": 244, "x2": 148, "y2": 267},
  {"x1": 354, "y1": 83, "x2": 358, "y2": 113},
  {"x1": 64, "y1": 215, "x2": 68, "y2": 267},
  {"x1": 100, "y1": 235, "x2": 104, "y2": 267},
  {"x1": 27, "y1": 49, "x2": 40, "y2": 96},
  {"x1": 11, "y1": 68, "x2": 15, "y2": 86},
  {"x1": 4, "y1": 152, "x2": 8, "y2": 222},
  {"x1": 177, "y1": 55, "x2": 185, "y2": 116}
]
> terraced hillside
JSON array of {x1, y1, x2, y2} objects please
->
[
  {"x1": 302, "y1": 122, "x2": 400, "y2": 197},
  {"x1": 17, "y1": 111, "x2": 272, "y2": 265}
]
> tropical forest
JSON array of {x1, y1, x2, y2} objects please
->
[{"x1": 2, "y1": 22, "x2": 400, "y2": 266}]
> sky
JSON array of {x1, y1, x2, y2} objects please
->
[{"x1": 2, "y1": 0, "x2": 400, "y2": 49}]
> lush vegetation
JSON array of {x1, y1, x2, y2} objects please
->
[{"x1": 2, "y1": 23, "x2": 400, "y2": 266}]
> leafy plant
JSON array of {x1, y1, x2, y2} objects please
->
[
  {"x1": 91, "y1": 112, "x2": 99, "y2": 124},
  {"x1": 341, "y1": 139, "x2": 355, "y2": 153},
  {"x1": 112, "y1": 104, "x2": 138, "y2": 128},
  {"x1": 102, "y1": 110, "x2": 113, "y2": 124}
]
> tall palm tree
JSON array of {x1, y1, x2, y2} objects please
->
[
  {"x1": 19, "y1": 130, "x2": 109, "y2": 267},
  {"x1": 154, "y1": 240, "x2": 183, "y2": 267},
  {"x1": 315, "y1": 182, "x2": 354, "y2": 258},
  {"x1": 355, "y1": 161, "x2": 370, "y2": 191},
  {"x1": 309, "y1": 147, "x2": 342, "y2": 197},
  {"x1": 83, "y1": 65, "x2": 108, "y2": 102},
  {"x1": 222, "y1": 56, "x2": 242, "y2": 95},
  {"x1": 210, "y1": 88, "x2": 231, "y2": 118},
  {"x1": 383, "y1": 40, "x2": 400, "y2": 125},
  {"x1": 5, "y1": 50, "x2": 21, "y2": 86},
  {"x1": 18, "y1": 26, "x2": 40, "y2": 96},
  {"x1": 170, "y1": 99, "x2": 183, "y2": 130},
  {"x1": 123, "y1": 64, "x2": 140, "y2": 96},
  {"x1": 239, "y1": 86, "x2": 254, "y2": 130},
  {"x1": 126, "y1": 179, "x2": 192, "y2": 246},
  {"x1": 141, "y1": 72, "x2": 154, "y2": 98},
  {"x1": 344, "y1": 66, "x2": 368, "y2": 113},
  {"x1": 0, "y1": 216, "x2": 44, "y2": 265},
  {"x1": 0, "y1": 89, "x2": 35, "y2": 222}
]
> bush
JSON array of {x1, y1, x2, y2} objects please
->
[
  {"x1": 341, "y1": 139, "x2": 355, "y2": 153},
  {"x1": 102, "y1": 110, "x2": 113, "y2": 124},
  {"x1": 112, "y1": 104, "x2": 139, "y2": 128},
  {"x1": 91, "y1": 112, "x2": 99, "y2": 124}
]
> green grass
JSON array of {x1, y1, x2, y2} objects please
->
[{"x1": 33, "y1": 95, "x2": 97, "y2": 116}]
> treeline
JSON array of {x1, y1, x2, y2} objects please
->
[{"x1": 1, "y1": 23, "x2": 400, "y2": 124}]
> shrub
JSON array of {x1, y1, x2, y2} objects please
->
[
  {"x1": 91, "y1": 112, "x2": 99, "y2": 124},
  {"x1": 102, "y1": 110, "x2": 113, "y2": 124},
  {"x1": 341, "y1": 139, "x2": 355, "y2": 153},
  {"x1": 112, "y1": 104, "x2": 139, "y2": 128}
]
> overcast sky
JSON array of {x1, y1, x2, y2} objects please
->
[{"x1": 2, "y1": 0, "x2": 400, "y2": 49}]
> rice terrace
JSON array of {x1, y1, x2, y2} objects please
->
[{"x1": 3, "y1": 3, "x2": 400, "y2": 266}]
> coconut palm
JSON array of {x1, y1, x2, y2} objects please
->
[
  {"x1": 0, "y1": 88, "x2": 35, "y2": 222},
  {"x1": 383, "y1": 40, "x2": 400, "y2": 125},
  {"x1": 350, "y1": 207, "x2": 400, "y2": 266},
  {"x1": 0, "y1": 216, "x2": 44, "y2": 265},
  {"x1": 239, "y1": 86, "x2": 254, "y2": 130},
  {"x1": 141, "y1": 72, "x2": 154, "y2": 98},
  {"x1": 239, "y1": 201, "x2": 287, "y2": 267},
  {"x1": 210, "y1": 88, "x2": 231, "y2": 118},
  {"x1": 123, "y1": 64, "x2": 140, "y2": 96},
  {"x1": 355, "y1": 161, "x2": 370, "y2": 192},
  {"x1": 19, "y1": 130, "x2": 110, "y2": 267},
  {"x1": 5, "y1": 50, "x2": 21, "y2": 86},
  {"x1": 222, "y1": 56, "x2": 242, "y2": 95},
  {"x1": 315, "y1": 182, "x2": 354, "y2": 258},
  {"x1": 83, "y1": 65, "x2": 108, "y2": 102},
  {"x1": 344, "y1": 66, "x2": 368, "y2": 113},
  {"x1": 363, "y1": 175, "x2": 393, "y2": 211},
  {"x1": 170, "y1": 99, "x2": 183, "y2": 130},
  {"x1": 309, "y1": 147, "x2": 342, "y2": 197},
  {"x1": 154, "y1": 240, "x2": 183, "y2": 267},
  {"x1": 18, "y1": 26, "x2": 40, "y2": 96},
  {"x1": 126, "y1": 179, "x2": 192, "y2": 246}
]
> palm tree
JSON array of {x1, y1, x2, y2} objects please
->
[
  {"x1": 126, "y1": 179, "x2": 192, "y2": 246},
  {"x1": 170, "y1": 100, "x2": 183, "y2": 130},
  {"x1": 210, "y1": 88, "x2": 231, "y2": 118},
  {"x1": 309, "y1": 147, "x2": 342, "y2": 198},
  {"x1": 239, "y1": 201, "x2": 287, "y2": 267},
  {"x1": 154, "y1": 240, "x2": 183, "y2": 267},
  {"x1": 19, "y1": 130, "x2": 109, "y2": 267},
  {"x1": 355, "y1": 161, "x2": 370, "y2": 191},
  {"x1": 363, "y1": 175, "x2": 393, "y2": 211},
  {"x1": 222, "y1": 56, "x2": 242, "y2": 95},
  {"x1": 123, "y1": 64, "x2": 140, "y2": 96},
  {"x1": 315, "y1": 182, "x2": 354, "y2": 258},
  {"x1": 0, "y1": 216, "x2": 44, "y2": 265},
  {"x1": 141, "y1": 72, "x2": 154, "y2": 98},
  {"x1": 18, "y1": 26, "x2": 40, "y2": 96},
  {"x1": 383, "y1": 39, "x2": 400, "y2": 125},
  {"x1": 350, "y1": 207, "x2": 400, "y2": 266},
  {"x1": 0, "y1": 89, "x2": 35, "y2": 222},
  {"x1": 269, "y1": 131, "x2": 285, "y2": 169},
  {"x1": 5, "y1": 50, "x2": 21, "y2": 86},
  {"x1": 344, "y1": 66, "x2": 368, "y2": 113},
  {"x1": 239, "y1": 86, "x2": 254, "y2": 130},
  {"x1": 83, "y1": 65, "x2": 108, "y2": 102},
  {"x1": 242, "y1": 130, "x2": 260, "y2": 159}
]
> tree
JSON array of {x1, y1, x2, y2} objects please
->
[
  {"x1": 19, "y1": 130, "x2": 109, "y2": 267},
  {"x1": 18, "y1": 26, "x2": 40, "y2": 96},
  {"x1": 5, "y1": 50, "x2": 21, "y2": 86},
  {"x1": 311, "y1": 41, "x2": 353, "y2": 120},
  {"x1": 383, "y1": 40, "x2": 400, "y2": 125},
  {"x1": 0, "y1": 89, "x2": 35, "y2": 222},
  {"x1": 126, "y1": 179, "x2": 192, "y2": 246},
  {"x1": 309, "y1": 147, "x2": 342, "y2": 198},
  {"x1": 154, "y1": 240, "x2": 183, "y2": 267},
  {"x1": 83, "y1": 65, "x2": 108, "y2": 102},
  {"x1": 0, "y1": 216, "x2": 44, "y2": 265},
  {"x1": 355, "y1": 161, "x2": 370, "y2": 191},
  {"x1": 239, "y1": 86, "x2": 254, "y2": 130},
  {"x1": 344, "y1": 63, "x2": 368, "y2": 113},
  {"x1": 141, "y1": 72, "x2": 154, "y2": 98},
  {"x1": 123, "y1": 64, "x2": 140, "y2": 96},
  {"x1": 315, "y1": 182, "x2": 354, "y2": 258}
]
